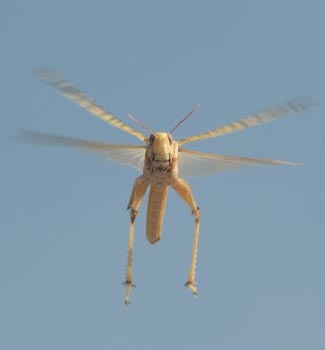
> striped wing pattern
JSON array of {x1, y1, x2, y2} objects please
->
[
  {"x1": 28, "y1": 69, "x2": 315, "y2": 178},
  {"x1": 34, "y1": 68, "x2": 147, "y2": 142},
  {"x1": 179, "y1": 97, "x2": 315, "y2": 146}
]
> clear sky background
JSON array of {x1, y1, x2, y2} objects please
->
[{"x1": 1, "y1": 1, "x2": 324, "y2": 349}]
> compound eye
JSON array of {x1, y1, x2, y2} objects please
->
[{"x1": 149, "y1": 134, "x2": 156, "y2": 144}]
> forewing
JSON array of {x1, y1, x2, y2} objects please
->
[
  {"x1": 34, "y1": 68, "x2": 147, "y2": 142},
  {"x1": 179, "y1": 97, "x2": 316, "y2": 146},
  {"x1": 17, "y1": 130, "x2": 146, "y2": 172},
  {"x1": 178, "y1": 148, "x2": 300, "y2": 178}
]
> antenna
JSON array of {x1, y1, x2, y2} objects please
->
[
  {"x1": 127, "y1": 113, "x2": 153, "y2": 135},
  {"x1": 169, "y1": 104, "x2": 200, "y2": 134}
]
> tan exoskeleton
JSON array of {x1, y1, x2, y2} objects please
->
[{"x1": 19, "y1": 69, "x2": 315, "y2": 305}]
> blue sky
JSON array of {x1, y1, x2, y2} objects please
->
[{"x1": 1, "y1": 1, "x2": 324, "y2": 349}]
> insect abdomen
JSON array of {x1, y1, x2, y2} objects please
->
[{"x1": 146, "y1": 184, "x2": 168, "y2": 244}]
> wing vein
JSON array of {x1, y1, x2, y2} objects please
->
[
  {"x1": 179, "y1": 97, "x2": 316, "y2": 145},
  {"x1": 16, "y1": 130, "x2": 146, "y2": 172},
  {"x1": 34, "y1": 68, "x2": 147, "y2": 142},
  {"x1": 178, "y1": 147, "x2": 301, "y2": 177}
]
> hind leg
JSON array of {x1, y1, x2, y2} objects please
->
[
  {"x1": 171, "y1": 177, "x2": 200, "y2": 297},
  {"x1": 124, "y1": 176, "x2": 149, "y2": 305}
]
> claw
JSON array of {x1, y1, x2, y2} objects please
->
[
  {"x1": 122, "y1": 280, "x2": 136, "y2": 288},
  {"x1": 123, "y1": 280, "x2": 136, "y2": 306},
  {"x1": 185, "y1": 281, "x2": 198, "y2": 298}
]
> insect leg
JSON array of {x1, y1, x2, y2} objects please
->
[
  {"x1": 171, "y1": 177, "x2": 200, "y2": 298},
  {"x1": 124, "y1": 175, "x2": 149, "y2": 305}
]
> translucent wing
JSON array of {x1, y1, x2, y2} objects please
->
[
  {"x1": 34, "y1": 68, "x2": 147, "y2": 142},
  {"x1": 178, "y1": 148, "x2": 300, "y2": 178},
  {"x1": 17, "y1": 130, "x2": 146, "y2": 172},
  {"x1": 179, "y1": 97, "x2": 316, "y2": 146}
]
